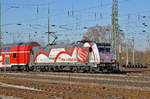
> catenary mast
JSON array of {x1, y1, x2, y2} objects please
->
[{"x1": 112, "y1": 0, "x2": 119, "y2": 63}]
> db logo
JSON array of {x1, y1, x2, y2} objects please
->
[{"x1": 77, "y1": 48, "x2": 88, "y2": 62}]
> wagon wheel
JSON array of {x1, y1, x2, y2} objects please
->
[{"x1": 24, "y1": 65, "x2": 29, "y2": 72}]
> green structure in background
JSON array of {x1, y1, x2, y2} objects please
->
[
  {"x1": 112, "y1": 0, "x2": 120, "y2": 63},
  {"x1": 0, "y1": 0, "x2": 1, "y2": 55}
]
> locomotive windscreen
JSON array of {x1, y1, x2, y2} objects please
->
[
  {"x1": 98, "y1": 48, "x2": 110, "y2": 52},
  {"x1": 96, "y1": 43, "x2": 111, "y2": 53}
]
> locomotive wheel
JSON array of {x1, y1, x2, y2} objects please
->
[
  {"x1": 35, "y1": 67, "x2": 41, "y2": 72},
  {"x1": 87, "y1": 67, "x2": 95, "y2": 73},
  {"x1": 82, "y1": 67, "x2": 90, "y2": 73},
  {"x1": 53, "y1": 67, "x2": 59, "y2": 72},
  {"x1": 89, "y1": 69, "x2": 95, "y2": 73},
  {"x1": 102, "y1": 69, "x2": 108, "y2": 73},
  {"x1": 71, "y1": 67, "x2": 78, "y2": 73},
  {"x1": 40, "y1": 67, "x2": 46, "y2": 72},
  {"x1": 48, "y1": 67, "x2": 54, "y2": 72},
  {"x1": 29, "y1": 66, "x2": 34, "y2": 71}
]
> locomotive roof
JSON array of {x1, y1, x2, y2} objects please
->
[
  {"x1": 44, "y1": 41, "x2": 96, "y2": 48},
  {"x1": 46, "y1": 42, "x2": 76, "y2": 48},
  {"x1": 96, "y1": 43, "x2": 111, "y2": 46},
  {"x1": 2, "y1": 42, "x2": 40, "y2": 47}
]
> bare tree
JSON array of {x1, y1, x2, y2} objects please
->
[
  {"x1": 83, "y1": 24, "x2": 125, "y2": 43},
  {"x1": 83, "y1": 24, "x2": 112, "y2": 43}
]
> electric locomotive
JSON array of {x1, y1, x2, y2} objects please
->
[{"x1": 29, "y1": 41, "x2": 118, "y2": 72}]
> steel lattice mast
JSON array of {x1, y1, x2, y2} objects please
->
[
  {"x1": 112, "y1": 0, "x2": 119, "y2": 62},
  {"x1": 0, "y1": 0, "x2": 1, "y2": 55}
]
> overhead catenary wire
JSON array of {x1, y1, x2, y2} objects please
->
[{"x1": 2, "y1": 0, "x2": 150, "y2": 50}]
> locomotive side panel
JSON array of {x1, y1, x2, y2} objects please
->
[
  {"x1": 34, "y1": 47, "x2": 85, "y2": 64},
  {"x1": 54, "y1": 48, "x2": 78, "y2": 63},
  {"x1": 33, "y1": 43, "x2": 97, "y2": 64},
  {"x1": 35, "y1": 48, "x2": 78, "y2": 63}
]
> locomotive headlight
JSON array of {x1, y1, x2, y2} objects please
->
[
  {"x1": 100, "y1": 59, "x2": 104, "y2": 63},
  {"x1": 111, "y1": 59, "x2": 115, "y2": 63}
]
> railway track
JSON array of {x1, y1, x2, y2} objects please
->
[
  {"x1": 1, "y1": 72, "x2": 150, "y2": 87},
  {"x1": 120, "y1": 67, "x2": 150, "y2": 73},
  {"x1": 0, "y1": 72, "x2": 150, "y2": 99},
  {"x1": 0, "y1": 77, "x2": 150, "y2": 99}
]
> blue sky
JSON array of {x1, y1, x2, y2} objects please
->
[{"x1": 2, "y1": 0, "x2": 150, "y2": 50}]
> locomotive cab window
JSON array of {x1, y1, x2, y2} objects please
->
[
  {"x1": 98, "y1": 48, "x2": 104, "y2": 53},
  {"x1": 105, "y1": 48, "x2": 110, "y2": 52},
  {"x1": 13, "y1": 53, "x2": 17, "y2": 58},
  {"x1": 89, "y1": 47, "x2": 92, "y2": 52}
]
